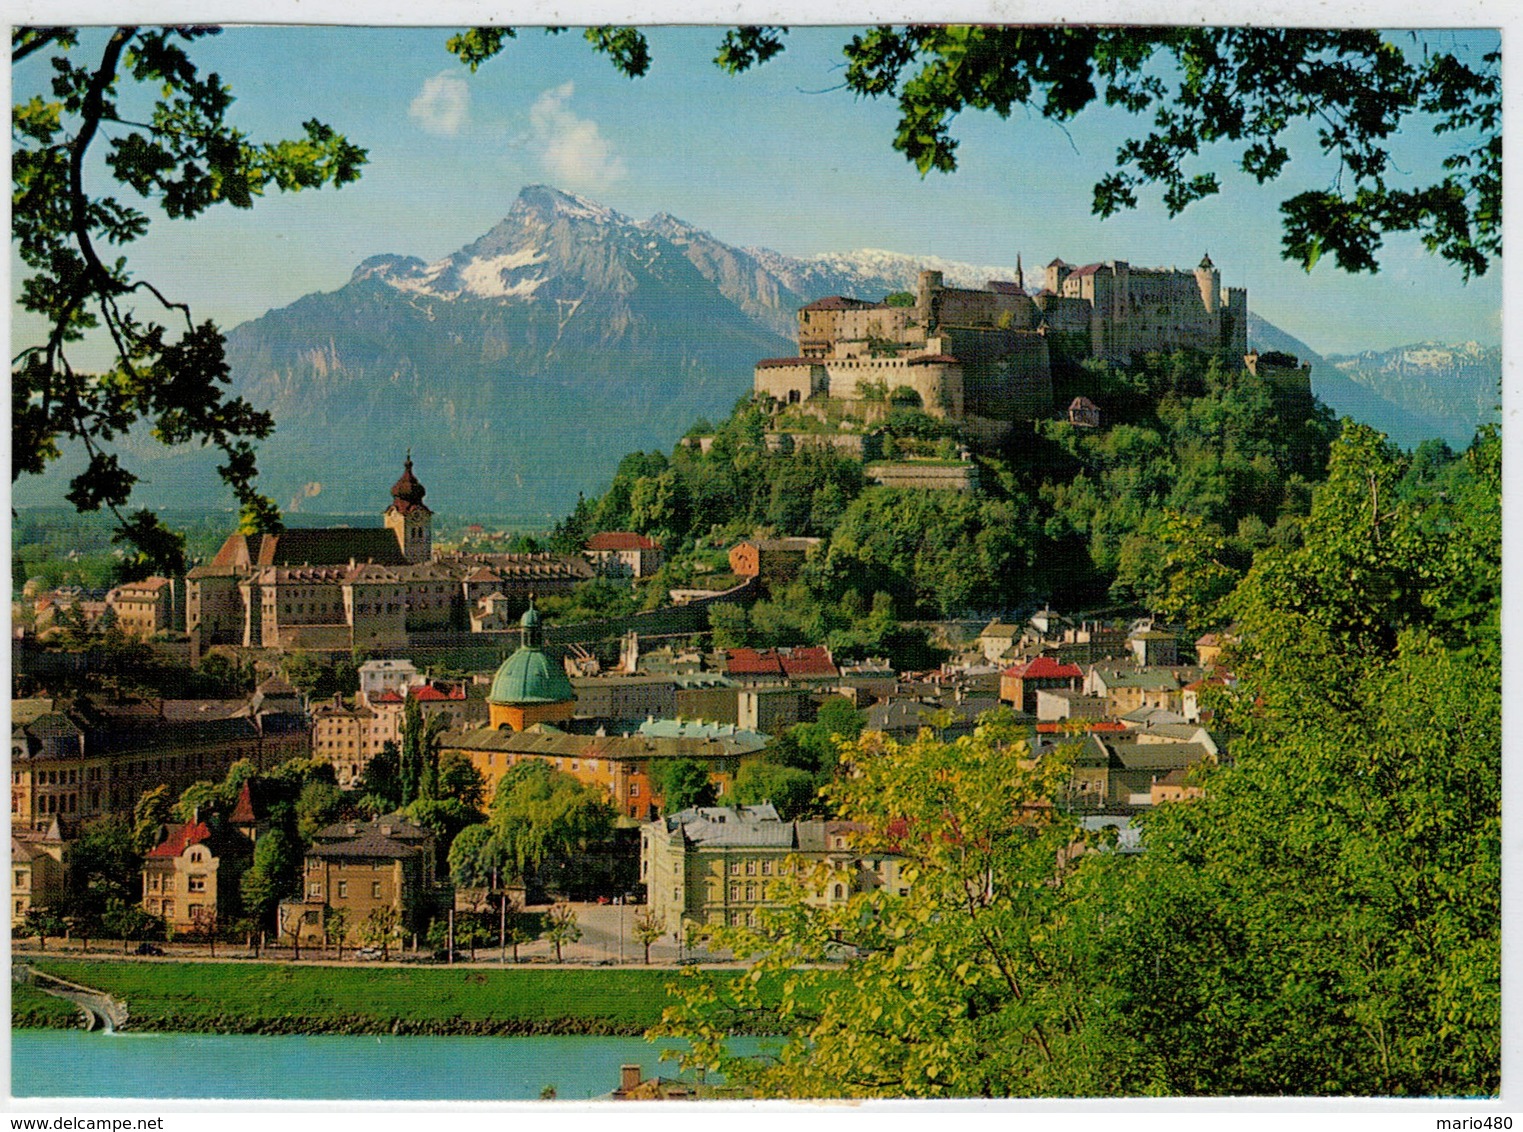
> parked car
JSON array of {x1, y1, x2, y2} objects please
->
[
  {"x1": 134, "y1": 942, "x2": 164, "y2": 956},
  {"x1": 354, "y1": 947, "x2": 383, "y2": 960}
]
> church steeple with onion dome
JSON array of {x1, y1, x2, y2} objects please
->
[{"x1": 383, "y1": 451, "x2": 433, "y2": 563}]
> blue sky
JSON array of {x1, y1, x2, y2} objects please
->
[{"x1": 10, "y1": 25, "x2": 1504, "y2": 357}]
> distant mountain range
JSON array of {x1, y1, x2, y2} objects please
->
[{"x1": 12, "y1": 184, "x2": 1498, "y2": 520}]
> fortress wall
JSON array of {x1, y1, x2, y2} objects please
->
[
  {"x1": 866, "y1": 462, "x2": 980, "y2": 492},
  {"x1": 755, "y1": 362, "x2": 824, "y2": 403},
  {"x1": 834, "y1": 307, "x2": 915, "y2": 344}
]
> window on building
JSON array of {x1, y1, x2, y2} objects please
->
[
  {"x1": 730, "y1": 885, "x2": 740, "y2": 901},
  {"x1": 745, "y1": 860, "x2": 756, "y2": 875},
  {"x1": 338, "y1": 881, "x2": 348, "y2": 898},
  {"x1": 308, "y1": 883, "x2": 322, "y2": 899},
  {"x1": 745, "y1": 883, "x2": 755, "y2": 901},
  {"x1": 372, "y1": 881, "x2": 382, "y2": 899},
  {"x1": 187, "y1": 875, "x2": 206, "y2": 892}
]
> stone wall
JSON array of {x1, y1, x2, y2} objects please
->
[{"x1": 865, "y1": 462, "x2": 980, "y2": 492}]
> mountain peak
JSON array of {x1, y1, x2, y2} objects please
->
[{"x1": 509, "y1": 184, "x2": 629, "y2": 226}]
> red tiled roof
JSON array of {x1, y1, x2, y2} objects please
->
[
  {"x1": 370, "y1": 690, "x2": 405, "y2": 704},
  {"x1": 800, "y1": 296, "x2": 877, "y2": 312},
  {"x1": 987, "y1": 281, "x2": 1024, "y2": 295},
  {"x1": 1184, "y1": 676, "x2": 1230, "y2": 692},
  {"x1": 725, "y1": 648, "x2": 785, "y2": 677},
  {"x1": 410, "y1": 683, "x2": 466, "y2": 702},
  {"x1": 1004, "y1": 656, "x2": 1083, "y2": 680},
  {"x1": 148, "y1": 821, "x2": 212, "y2": 858},
  {"x1": 229, "y1": 781, "x2": 256, "y2": 825},
  {"x1": 756, "y1": 357, "x2": 821, "y2": 369},
  {"x1": 1069, "y1": 263, "x2": 1105, "y2": 278},
  {"x1": 587, "y1": 531, "x2": 660, "y2": 552},
  {"x1": 780, "y1": 647, "x2": 838, "y2": 678}
]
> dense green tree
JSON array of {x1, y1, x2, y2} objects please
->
[
  {"x1": 489, "y1": 762, "x2": 615, "y2": 880},
  {"x1": 239, "y1": 806, "x2": 301, "y2": 931},
  {"x1": 130, "y1": 784, "x2": 173, "y2": 855},
  {"x1": 653, "y1": 759, "x2": 717, "y2": 815},
  {"x1": 707, "y1": 603, "x2": 751, "y2": 649},
  {"x1": 437, "y1": 750, "x2": 487, "y2": 811},
  {"x1": 12, "y1": 27, "x2": 365, "y2": 572},
  {"x1": 730, "y1": 762, "x2": 818, "y2": 820},
  {"x1": 447, "y1": 823, "x2": 504, "y2": 890},
  {"x1": 62, "y1": 817, "x2": 138, "y2": 929},
  {"x1": 401, "y1": 797, "x2": 481, "y2": 872},
  {"x1": 357, "y1": 742, "x2": 403, "y2": 811},
  {"x1": 294, "y1": 780, "x2": 345, "y2": 845}
]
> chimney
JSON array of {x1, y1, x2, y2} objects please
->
[{"x1": 620, "y1": 1064, "x2": 641, "y2": 1093}]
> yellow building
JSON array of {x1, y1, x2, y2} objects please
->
[
  {"x1": 141, "y1": 818, "x2": 251, "y2": 936},
  {"x1": 286, "y1": 815, "x2": 437, "y2": 946},
  {"x1": 11, "y1": 820, "x2": 66, "y2": 927},
  {"x1": 444, "y1": 720, "x2": 770, "y2": 821},
  {"x1": 640, "y1": 805, "x2": 908, "y2": 932}
]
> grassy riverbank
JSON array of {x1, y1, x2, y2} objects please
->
[
  {"x1": 18, "y1": 959, "x2": 749, "y2": 1036},
  {"x1": 12, "y1": 982, "x2": 85, "y2": 1029}
]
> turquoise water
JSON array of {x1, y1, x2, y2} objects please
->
[{"x1": 12, "y1": 1031, "x2": 750, "y2": 1100}]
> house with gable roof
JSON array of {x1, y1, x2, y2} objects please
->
[
  {"x1": 142, "y1": 816, "x2": 251, "y2": 935},
  {"x1": 1001, "y1": 655, "x2": 1084, "y2": 714},
  {"x1": 585, "y1": 531, "x2": 665, "y2": 578}
]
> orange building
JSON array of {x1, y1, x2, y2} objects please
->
[{"x1": 442, "y1": 720, "x2": 770, "y2": 822}]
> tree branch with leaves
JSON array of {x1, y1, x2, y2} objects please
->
[
  {"x1": 12, "y1": 26, "x2": 367, "y2": 574},
  {"x1": 448, "y1": 25, "x2": 1497, "y2": 281}
]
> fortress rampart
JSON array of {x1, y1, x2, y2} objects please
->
[{"x1": 756, "y1": 254, "x2": 1247, "y2": 427}]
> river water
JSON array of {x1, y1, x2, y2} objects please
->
[{"x1": 12, "y1": 1030, "x2": 753, "y2": 1101}]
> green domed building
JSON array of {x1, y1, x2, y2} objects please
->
[{"x1": 487, "y1": 603, "x2": 576, "y2": 731}]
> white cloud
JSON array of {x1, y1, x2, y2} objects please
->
[
  {"x1": 410, "y1": 71, "x2": 470, "y2": 136},
  {"x1": 529, "y1": 81, "x2": 626, "y2": 190}
]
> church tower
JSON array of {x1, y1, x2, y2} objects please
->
[{"x1": 384, "y1": 453, "x2": 433, "y2": 563}]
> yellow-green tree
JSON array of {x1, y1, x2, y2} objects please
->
[{"x1": 654, "y1": 715, "x2": 1121, "y2": 1098}]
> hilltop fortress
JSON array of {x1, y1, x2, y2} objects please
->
[{"x1": 754, "y1": 255, "x2": 1248, "y2": 435}]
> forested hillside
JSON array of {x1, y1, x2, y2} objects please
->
[{"x1": 559, "y1": 348, "x2": 1340, "y2": 629}]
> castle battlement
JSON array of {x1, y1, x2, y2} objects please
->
[{"x1": 755, "y1": 254, "x2": 1248, "y2": 429}]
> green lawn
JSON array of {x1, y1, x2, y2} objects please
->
[
  {"x1": 22, "y1": 959, "x2": 700, "y2": 1035},
  {"x1": 11, "y1": 982, "x2": 84, "y2": 1029}
]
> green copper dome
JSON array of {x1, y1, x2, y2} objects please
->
[
  {"x1": 488, "y1": 601, "x2": 571, "y2": 706},
  {"x1": 488, "y1": 646, "x2": 575, "y2": 705}
]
